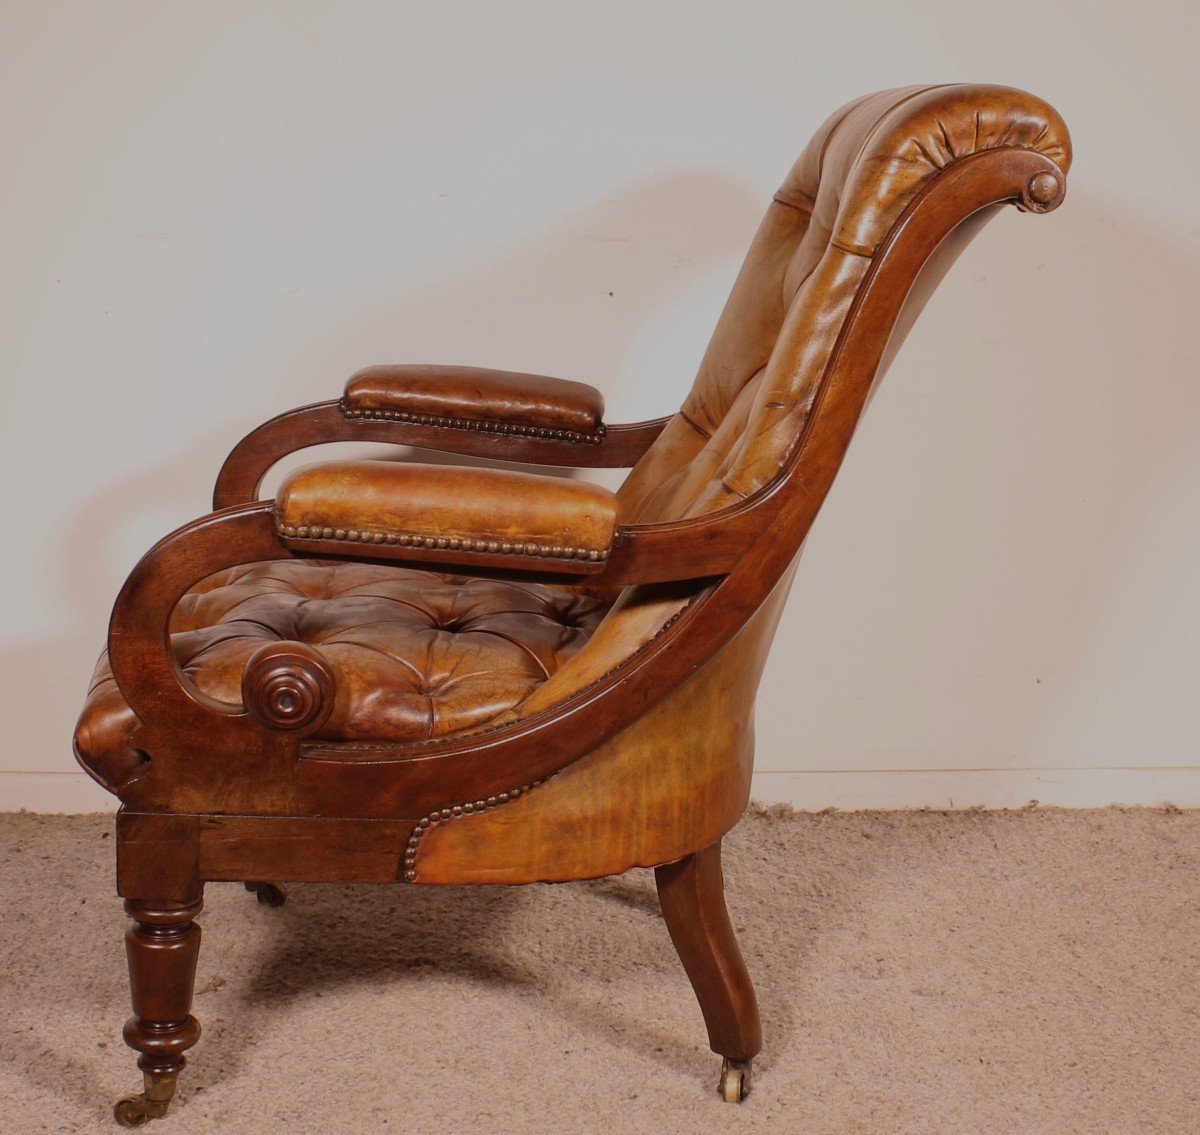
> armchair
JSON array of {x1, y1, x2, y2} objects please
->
[{"x1": 74, "y1": 83, "x2": 1071, "y2": 1124}]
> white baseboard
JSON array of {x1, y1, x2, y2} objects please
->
[
  {"x1": 2, "y1": 766, "x2": 1196, "y2": 814},
  {"x1": 750, "y1": 766, "x2": 1200, "y2": 810},
  {"x1": 0, "y1": 771, "x2": 117, "y2": 813}
]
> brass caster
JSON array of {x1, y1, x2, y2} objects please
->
[
  {"x1": 718, "y1": 1057, "x2": 752, "y2": 1103},
  {"x1": 244, "y1": 881, "x2": 287, "y2": 907},
  {"x1": 113, "y1": 1070, "x2": 177, "y2": 1127}
]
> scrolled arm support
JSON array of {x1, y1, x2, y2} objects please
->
[
  {"x1": 103, "y1": 493, "x2": 743, "y2": 757},
  {"x1": 107, "y1": 503, "x2": 293, "y2": 741}
]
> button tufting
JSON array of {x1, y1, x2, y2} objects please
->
[{"x1": 74, "y1": 559, "x2": 609, "y2": 787}]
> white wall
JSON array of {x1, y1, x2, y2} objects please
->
[{"x1": 2, "y1": 0, "x2": 1197, "y2": 812}]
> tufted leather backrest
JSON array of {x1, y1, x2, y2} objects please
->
[
  {"x1": 498, "y1": 84, "x2": 1071, "y2": 730},
  {"x1": 617, "y1": 84, "x2": 1071, "y2": 524}
]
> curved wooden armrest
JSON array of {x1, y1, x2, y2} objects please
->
[
  {"x1": 103, "y1": 493, "x2": 768, "y2": 820},
  {"x1": 213, "y1": 400, "x2": 670, "y2": 509},
  {"x1": 102, "y1": 495, "x2": 745, "y2": 815},
  {"x1": 107, "y1": 503, "x2": 293, "y2": 742},
  {"x1": 106, "y1": 486, "x2": 755, "y2": 745}
]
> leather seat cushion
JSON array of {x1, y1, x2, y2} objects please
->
[{"x1": 74, "y1": 560, "x2": 608, "y2": 793}]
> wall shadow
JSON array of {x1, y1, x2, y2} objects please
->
[
  {"x1": 0, "y1": 169, "x2": 759, "y2": 787},
  {"x1": 758, "y1": 186, "x2": 1200, "y2": 791}
]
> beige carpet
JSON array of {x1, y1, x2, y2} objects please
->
[{"x1": 1, "y1": 807, "x2": 1196, "y2": 1134}]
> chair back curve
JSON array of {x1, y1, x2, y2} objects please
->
[
  {"x1": 618, "y1": 83, "x2": 1070, "y2": 523},
  {"x1": 515, "y1": 83, "x2": 1070, "y2": 721},
  {"x1": 401, "y1": 83, "x2": 1072, "y2": 883}
]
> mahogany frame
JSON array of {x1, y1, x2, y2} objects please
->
[{"x1": 96, "y1": 142, "x2": 1066, "y2": 1124}]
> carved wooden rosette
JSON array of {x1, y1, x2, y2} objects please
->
[{"x1": 240, "y1": 641, "x2": 336, "y2": 736}]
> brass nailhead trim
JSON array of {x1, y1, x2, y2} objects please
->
[
  {"x1": 278, "y1": 523, "x2": 608, "y2": 563},
  {"x1": 340, "y1": 400, "x2": 606, "y2": 446},
  {"x1": 403, "y1": 778, "x2": 545, "y2": 882}
]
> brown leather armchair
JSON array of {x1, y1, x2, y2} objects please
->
[{"x1": 75, "y1": 84, "x2": 1071, "y2": 1124}]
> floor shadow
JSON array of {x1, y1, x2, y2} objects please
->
[
  {"x1": 582, "y1": 869, "x2": 664, "y2": 917},
  {"x1": 190, "y1": 874, "x2": 709, "y2": 1087},
  {"x1": 181, "y1": 819, "x2": 868, "y2": 1091}
]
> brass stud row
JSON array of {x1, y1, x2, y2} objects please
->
[
  {"x1": 340, "y1": 401, "x2": 606, "y2": 446},
  {"x1": 402, "y1": 779, "x2": 545, "y2": 882},
  {"x1": 277, "y1": 523, "x2": 608, "y2": 562}
]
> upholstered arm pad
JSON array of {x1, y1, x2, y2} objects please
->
[
  {"x1": 275, "y1": 460, "x2": 620, "y2": 566},
  {"x1": 342, "y1": 365, "x2": 606, "y2": 444}
]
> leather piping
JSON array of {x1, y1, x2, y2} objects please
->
[{"x1": 339, "y1": 399, "x2": 607, "y2": 445}]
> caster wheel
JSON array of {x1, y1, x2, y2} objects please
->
[
  {"x1": 114, "y1": 1093, "x2": 159, "y2": 1127},
  {"x1": 113, "y1": 1072, "x2": 176, "y2": 1127},
  {"x1": 244, "y1": 881, "x2": 287, "y2": 907},
  {"x1": 718, "y1": 1057, "x2": 752, "y2": 1103}
]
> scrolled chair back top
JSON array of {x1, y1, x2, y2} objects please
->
[{"x1": 618, "y1": 83, "x2": 1071, "y2": 526}]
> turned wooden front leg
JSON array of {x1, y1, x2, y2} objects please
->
[{"x1": 115, "y1": 897, "x2": 203, "y2": 1126}]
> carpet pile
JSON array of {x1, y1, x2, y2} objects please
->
[{"x1": 1, "y1": 806, "x2": 1195, "y2": 1133}]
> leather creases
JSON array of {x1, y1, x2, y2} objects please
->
[{"x1": 74, "y1": 561, "x2": 608, "y2": 791}]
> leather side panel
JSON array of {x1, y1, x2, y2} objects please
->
[{"x1": 414, "y1": 561, "x2": 798, "y2": 884}]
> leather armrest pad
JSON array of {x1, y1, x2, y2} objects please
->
[
  {"x1": 343, "y1": 365, "x2": 606, "y2": 441},
  {"x1": 276, "y1": 460, "x2": 620, "y2": 565}
]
